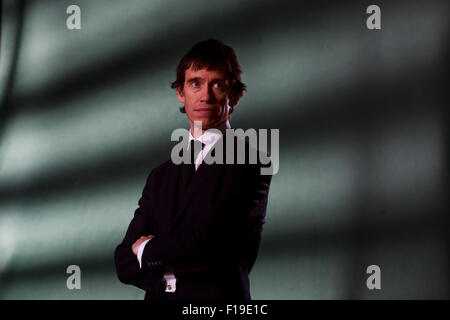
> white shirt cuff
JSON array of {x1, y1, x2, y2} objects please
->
[{"x1": 137, "y1": 238, "x2": 152, "y2": 268}]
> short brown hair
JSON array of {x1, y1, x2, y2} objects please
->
[{"x1": 171, "y1": 38, "x2": 246, "y2": 114}]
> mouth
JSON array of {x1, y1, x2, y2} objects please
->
[{"x1": 195, "y1": 107, "x2": 217, "y2": 112}]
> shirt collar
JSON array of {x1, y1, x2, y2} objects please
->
[{"x1": 188, "y1": 120, "x2": 231, "y2": 148}]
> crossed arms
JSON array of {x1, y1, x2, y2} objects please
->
[{"x1": 114, "y1": 163, "x2": 271, "y2": 291}]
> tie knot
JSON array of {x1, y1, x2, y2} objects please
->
[{"x1": 189, "y1": 139, "x2": 205, "y2": 164}]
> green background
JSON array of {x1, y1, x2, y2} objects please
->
[{"x1": 0, "y1": 0, "x2": 448, "y2": 299}]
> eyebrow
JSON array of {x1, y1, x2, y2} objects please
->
[
  {"x1": 186, "y1": 77, "x2": 202, "y2": 83},
  {"x1": 186, "y1": 77, "x2": 227, "y2": 83}
]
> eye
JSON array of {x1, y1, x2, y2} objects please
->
[
  {"x1": 213, "y1": 82, "x2": 224, "y2": 89},
  {"x1": 192, "y1": 81, "x2": 200, "y2": 87}
]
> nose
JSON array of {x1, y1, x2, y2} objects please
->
[{"x1": 200, "y1": 84, "x2": 215, "y2": 103}]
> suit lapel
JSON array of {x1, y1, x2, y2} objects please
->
[
  {"x1": 170, "y1": 133, "x2": 230, "y2": 230},
  {"x1": 171, "y1": 161, "x2": 220, "y2": 230},
  {"x1": 159, "y1": 160, "x2": 180, "y2": 233}
]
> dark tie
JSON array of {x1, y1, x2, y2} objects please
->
[
  {"x1": 189, "y1": 139, "x2": 205, "y2": 168},
  {"x1": 173, "y1": 140, "x2": 205, "y2": 218}
]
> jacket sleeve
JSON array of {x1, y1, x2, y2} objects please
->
[
  {"x1": 140, "y1": 163, "x2": 272, "y2": 272},
  {"x1": 114, "y1": 170, "x2": 164, "y2": 291}
]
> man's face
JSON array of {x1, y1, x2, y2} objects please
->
[{"x1": 177, "y1": 66, "x2": 237, "y2": 132}]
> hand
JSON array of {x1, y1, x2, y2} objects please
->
[{"x1": 132, "y1": 235, "x2": 155, "y2": 256}]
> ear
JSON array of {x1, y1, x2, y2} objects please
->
[{"x1": 177, "y1": 87, "x2": 185, "y2": 103}]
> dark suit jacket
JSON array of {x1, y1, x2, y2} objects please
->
[{"x1": 114, "y1": 134, "x2": 272, "y2": 300}]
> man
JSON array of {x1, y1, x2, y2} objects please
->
[{"x1": 114, "y1": 39, "x2": 272, "y2": 300}]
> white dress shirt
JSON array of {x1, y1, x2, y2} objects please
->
[{"x1": 137, "y1": 120, "x2": 231, "y2": 293}]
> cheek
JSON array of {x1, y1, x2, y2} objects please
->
[
  {"x1": 215, "y1": 93, "x2": 229, "y2": 105},
  {"x1": 183, "y1": 93, "x2": 196, "y2": 108}
]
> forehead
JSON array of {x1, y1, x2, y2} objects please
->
[{"x1": 184, "y1": 67, "x2": 228, "y2": 81}]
